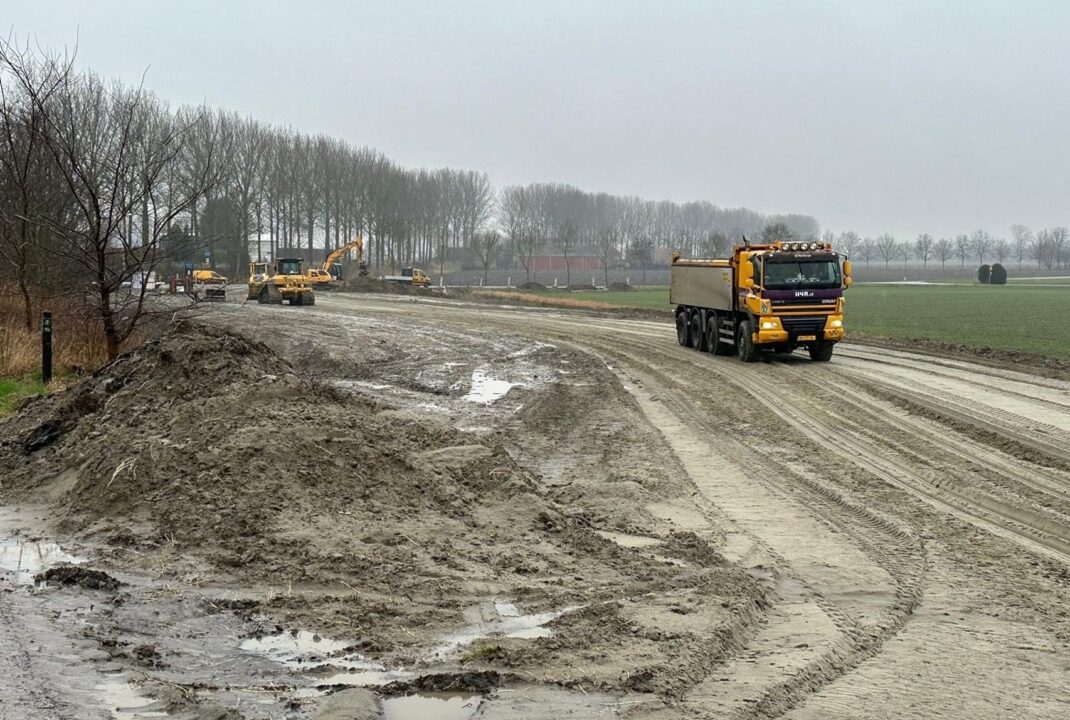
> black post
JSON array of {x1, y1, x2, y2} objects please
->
[{"x1": 41, "y1": 311, "x2": 53, "y2": 385}]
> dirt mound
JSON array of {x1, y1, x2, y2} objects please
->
[
  {"x1": 517, "y1": 281, "x2": 546, "y2": 291},
  {"x1": 35, "y1": 565, "x2": 121, "y2": 590},
  {"x1": 342, "y1": 277, "x2": 437, "y2": 297},
  {"x1": 607, "y1": 282, "x2": 632, "y2": 292},
  {"x1": 0, "y1": 322, "x2": 562, "y2": 590}
]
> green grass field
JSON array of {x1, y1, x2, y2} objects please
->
[
  {"x1": 844, "y1": 284, "x2": 1070, "y2": 357},
  {"x1": 0, "y1": 375, "x2": 45, "y2": 417},
  {"x1": 540, "y1": 284, "x2": 1070, "y2": 358}
]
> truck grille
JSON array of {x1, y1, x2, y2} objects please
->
[
  {"x1": 771, "y1": 301, "x2": 835, "y2": 314},
  {"x1": 781, "y1": 316, "x2": 827, "y2": 337}
]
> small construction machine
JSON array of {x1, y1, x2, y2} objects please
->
[
  {"x1": 248, "y1": 258, "x2": 315, "y2": 306},
  {"x1": 192, "y1": 268, "x2": 227, "y2": 302},
  {"x1": 307, "y1": 235, "x2": 369, "y2": 288},
  {"x1": 670, "y1": 240, "x2": 851, "y2": 362}
]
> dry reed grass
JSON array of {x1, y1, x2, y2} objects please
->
[{"x1": 0, "y1": 285, "x2": 109, "y2": 377}]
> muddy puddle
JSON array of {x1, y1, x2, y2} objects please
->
[
  {"x1": 95, "y1": 679, "x2": 167, "y2": 719},
  {"x1": 0, "y1": 509, "x2": 82, "y2": 585},
  {"x1": 431, "y1": 600, "x2": 582, "y2": 658},
  {"x1": 463, "y1": 366, "x2": 520, "y2": 404},
  {"x1": 383, "y1": 693, "x2": 480, "y2": 720}
]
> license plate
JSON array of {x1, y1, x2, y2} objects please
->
[{"x1": 797, "y1": 334, "x2": 817, "y2": 341}]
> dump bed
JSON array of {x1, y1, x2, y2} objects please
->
[{"x1": 669, "y1": 259, "x2": 734, "y2": 312}]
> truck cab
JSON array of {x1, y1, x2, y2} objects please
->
[{"x1": 670, "y1": 241, "x2": 852, "y2": 362}]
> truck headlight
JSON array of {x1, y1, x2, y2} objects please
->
[
  {"x1": 830, "y1": 319, "x2": 843, "y2": 328},
  {"x1": 761, "y1": 320, "x2": 778, "y2": 330}
]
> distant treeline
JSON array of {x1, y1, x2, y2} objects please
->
[{"x1": 824, "y1": 227, "x2": 1069, "y2": 272}]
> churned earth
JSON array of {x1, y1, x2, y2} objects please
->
[{"x1": 1, "y1": 289, "x2": 1068, "y2": 719}]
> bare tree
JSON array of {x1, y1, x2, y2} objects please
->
[
  {"x1": 913, "y1": 233, "x2": 934, "y2": 268},
  {"x1": 992, "y1": 237, "x2": 1008, "y2": 264},
  {"x1": 1010, "y1": 224, "x2": 1032, "y2": 271},
  {"x1": 970, "y1": 229, "x2": 992, "y2": 265},
  {"x1": 953, "y1": 234, "x2": 970, "y2": 269},
  {"x1": 837, "y1": 230, "x2": 860, "y2": 258},
  {"x1": 875, "y1": 233, "x2": 898, "y2": 270},
  {"x1": 7, "y1": 57, "x2": 217, "y2": 359},
  {"x1": 935, "y1": 237, "x2": 953, "y2": 269},
  {"x1": 898, "y1": 240, "x2": 912, "y2": 270},
  {"x1": 469, "y1": 229, "x2": 500, "y2": 286},
  {"x1": 857, "y1": 237, "x2": 874, "y2": 268},
  {"x1": 0, "y1": 38, "x2": 73, "y2": 329}
]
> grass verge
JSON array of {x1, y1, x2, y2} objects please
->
[{"x1": 0, "y1": 375, "x2": 46, "y2": 417}]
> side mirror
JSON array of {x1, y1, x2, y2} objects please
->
[
  {"x1": 739, "y1": 260, "x2": 755, "y2": 289},
  {"x1": 843, "y1": 259, "x2": 853, "y2": 288}
]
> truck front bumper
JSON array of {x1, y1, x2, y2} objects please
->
[{"x1": 755, "y1": 315, "x2": 844, "y2": 345}]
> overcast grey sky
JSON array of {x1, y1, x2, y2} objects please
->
[{"x1": 8, "y1": 0, "x2": 1070, "y2": 238}]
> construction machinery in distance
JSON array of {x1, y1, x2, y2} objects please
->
[
  {"x1": 670, "y1": 240, "x2": 851, "y2": 362},
  {"x1": 384, "y1": 267, "x2": 432, "y2": 287},
  {"x1": 248, "y1": 258, "x2": 315, "y2": 306},
  {"x1": 307, "y1": 235, "x2": 369, "y2": 288},
  {"x1": 191, "y1": 268, "x2": 227, "y2": 302}
]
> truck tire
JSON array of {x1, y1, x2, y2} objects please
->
[
  {"x1": 306, "y1": 293, "x2": 315, "y2": 306},
  {"x1": 257, "y1": 287, "x2": 269, "y2": 304},
  {"x1": 737, "y1": 320, "x2": 759, "y2": 363},
  {"x1": 707, "y1": 314, "x2": 731, "y2": 356},
  {"x1": 676, "y1": 311, "x2": 690, "y2": 347},
  {"x1": 689, "y1": 312, "x2": 705, "y2": 351},
  {"x1": 809, "y1": 342, "x2": 834, "y2": 362}
]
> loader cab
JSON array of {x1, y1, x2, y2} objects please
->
[
  {"x1": 249, "y1": 262, "x2": 268, "y2": 281},
  {"x1": 275, "y1": 258, "x2": 304, "y2": 276}
]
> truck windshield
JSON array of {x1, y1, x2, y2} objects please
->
[{"x1": 763, "y1": 259, "x2": 841, "y2": 290}]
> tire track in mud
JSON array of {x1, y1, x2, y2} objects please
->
[
  {"x1": 835, "y1": 345, "x2": 1070, "y2": 405},
  {"x1": 590, "y1": 345, "x2": 927, "y2": 720},
  {"x1": 846, "y1": 375, "x2": 1070, "y2": 466},
  {"x1": 811, "y1": 374, "x2": 1070, "y2": 504}
]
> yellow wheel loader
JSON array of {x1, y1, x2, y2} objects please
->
[{"x1": 248, "y1": 258, "x2": 315, "y2": 306}]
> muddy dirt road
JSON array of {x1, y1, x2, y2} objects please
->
[{"x1": 2, "y1": 291, "x2": 1068, "y2": 719}]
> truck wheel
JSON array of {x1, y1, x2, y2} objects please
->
[
  {"x1": 809, "y1": 342, "x2": 834, "y2": 362},
  {"x1": 689, "y1": 312, "x2": 706, "y2": 351},
  {"x1": 257, "y1": 287, "x2": 269, "y2": 304},
  {"x1": 737, "y1": 320, "x2": 759, "y2": 363},
  {"x1": 675, "y1": 311, "x2": 690, "y2": 347},
  {"x1": 306, "y1": 293, "x2": 315, "y2": 306},
  {"x1": 708, "y1": 315, "x2": 731, "y2": 356}
]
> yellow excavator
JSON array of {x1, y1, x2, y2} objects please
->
[
  {"x1": 307, "y1": 235, "x2": 369, "y2": 288},
  {"x1": 248, "y1": 258, "x2": 315, "y2": 306}
]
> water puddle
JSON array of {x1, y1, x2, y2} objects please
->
[
  {"x1": 595, "y1": 530, "x2": 663, "y2": 548},
  {"x1": 431, "y1": 600, "x2": 581, "y2": 658},
  {"x1": 464, "y1": 367, "x2": 518, "y2": 404},
  {"x1": 0, "y1": 537, "x2": 81, "y2": 585},
  {"x1": 96, "y1": 679, "x2": 167, "y2": 719},
  {"x1": 240, "y1": 630, "x2": 414, "y2": 688},
  {"x1": 239, "y1": 630, "x2": 350, "y2": 661},
  {"x1": 383, "y1": 693, "x2": 480, "y2": 720}
]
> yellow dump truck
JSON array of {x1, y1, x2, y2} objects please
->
[
  {"x1": 384, "y1": 267, "x2": 431, "y2": 287},
  {"x1": 670, "y1": 240, "x2": 851, "y2": 362},
  {"x1": 248, "y1": 258, "x2": 315, "y2": 306}
]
